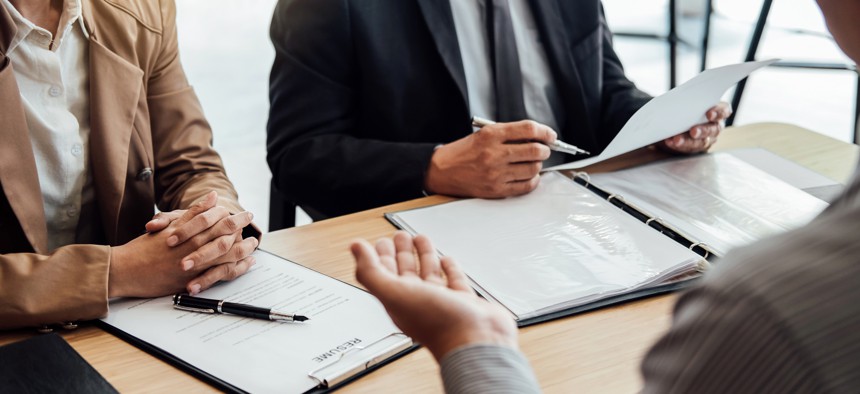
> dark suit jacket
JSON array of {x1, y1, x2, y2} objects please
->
[{"x1": 267, "y1": 0, "x2": 652, "y2": 218}]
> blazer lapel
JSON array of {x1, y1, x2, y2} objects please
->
[
  {"x1": 416, "y1": 0, "x2": 468, "y2": 109},
  {"x1": 0, "y1": 69, "x2": 51, "y2": 254},
  {"x1": 86, "y1": 34, "x2": 144, "y2": 244},
  {"x1": 0, "y1": 7, "x2": 50, "y2": 253},
  {"x1": 0, "y1": 3, "x2": 14, "y2": 56},
  {"x1": 527, "y1": 0, "x2": 593, "y2": 136}
]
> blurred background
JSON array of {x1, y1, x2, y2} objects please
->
[{"x1": 175, "y1": 0, "x2": 855, "y2": 231}]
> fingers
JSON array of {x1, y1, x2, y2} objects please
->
[
  {"x1": 482, "y1": 171, "x2": 542, "y2": 198},
  {"x1": 186, "y1": 255, "x2": 256, "y2": 295},
  {"x1": 165, "y1": 191, "x2": 219, "y2": 246},
  {"x1": 181, "y1": 210, "x2": 254, "y2": 249},
  {"x1": 440, "y1": 256, "x2": 472, "y2": 293},
  {"x1": 173, "y1": 191, "x2": 218, "y2": 228},
  {"x1": 167, "y1": 206, "x2": 234, "y2": 247},
  {"x1": 375, "y1": 237, "x2": 398, "y2": 272},
  {"x1": 664, "y1": 134, "x2": 708, "y2": 154},
  {"x1": 505, "y1": 161, "x2": 543, "y2": 182},
  {"x1": 689, "y1": 122, "x2": 721, "y2": 140},
  {"x1": 707, "y1": 102, "x2": 732, "y2": 122},
  {"x1": 506, "y1": 143, "x2": 551, "y2": 163},
  {"x1": 665, "y1": 120, "x2": 721, "y2": 154},
  {"x1": 352, "y1": 240, "x2": 396, "y2": 297},
  {"x1": 145, "y1": 210, "x2": 185, "y2": 233},
  {"x1": 182, "y1": 234, "x2": 259, "y2": 272},
  {"x1": 498, "y1": 121, "x2": 558, "y2": 144},
  {"x1": 666, "y1": 102, "x2": 729, "y2": 154},
  {"x1": 414, "y1": 234, "x2": 443, "y2": 282},
  {"x1": 393, "y1": 231, "x2": 419, "y2": 276},
  {"x1": 179, "y1": 212, "x2": 255, "y2": 270},
  {"x1": 504, "y1": 174, "x2": 541, "y2": 196}
]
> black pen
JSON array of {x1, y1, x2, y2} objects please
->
[{"x1": 173, "y1": 294, "x2": 309, "y2": 322}]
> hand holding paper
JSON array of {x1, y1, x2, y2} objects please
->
[
  {"x1": 662, "y1": 101, "x2": 733, "y2": 154},
  {"x1": 546, "y1": 60, "x2": 777, "y2": 171}
]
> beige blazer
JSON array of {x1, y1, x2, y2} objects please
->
[{"x1": 0, "y1": 0, "x2": 249, "y2": 329}]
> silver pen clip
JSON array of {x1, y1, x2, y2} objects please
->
[{"x1": 173, "y1": 305, "x2": 216, "y2": 314}]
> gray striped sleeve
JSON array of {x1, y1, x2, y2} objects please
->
[
  {"x1": 640, "y1": 183, "x2": 860, "y2": 394},
  {"x1": 640, "y1": 284, "x2": 824, "y2": 394},
  {"x1": 440, "y1": 344, "x2": 541, "y2": 394}
]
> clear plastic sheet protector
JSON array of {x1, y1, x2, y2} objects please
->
[
  {"x1": 590, "y1": 152, "x2": 829, "y2": 256},
  {"x1": 387, "y1": 172, "x2": 704, "y2": 321}
]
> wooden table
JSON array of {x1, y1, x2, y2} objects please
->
[{"x1": 2, "y1": 123, "x2": 857, "y2": 393}]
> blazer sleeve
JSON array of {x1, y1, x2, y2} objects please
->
[
  {"x1": 440, "y1": 345, "x2": 541, "y2": 394},
  {"x1": 0, "y1": 245, "x2": 111, "y2": 329},
  {"x1": 596, "y1": 5, "x2": 652, "y2": 147},
  {"x1": 147, "y1": 0, "x2": 250, "y2": 220},
  {"x1": 266, "y1": 0, "x2": 438, "y2": 218}
]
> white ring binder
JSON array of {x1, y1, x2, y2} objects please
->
[
  {"x1": 688, "y1": 242, "x2": 711, "y2": 259},
  {"x1": 645, "y1": 217, "x2": 663, "y2": 227},
  {"x1": 573, "y1": 172, "x2": 591, "y2": 187},
  {"x1": 570, "y1": 173, "x2": 715, "y2": 261}
]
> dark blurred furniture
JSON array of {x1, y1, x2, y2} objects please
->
[{"x1": 269, "y1": 181, "x2": 295, "y2": 231}]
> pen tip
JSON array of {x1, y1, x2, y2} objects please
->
[{"x1": 294, "y1": 315, "x2": 309, "y2": 322}]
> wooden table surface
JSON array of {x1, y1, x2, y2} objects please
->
[{"x1": 1, "y1": 123, "x2": 857, "y2": 393}]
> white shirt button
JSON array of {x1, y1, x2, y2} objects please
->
[
  {"x1": 49, "y1": 86, "x2": 62, "y2": 97},
  {"x1": 67, "y1": 208, "x2": 78, "y2": 218},
  {"x1": 71, "y1": 144, "x2": 83, "y2": 156}
]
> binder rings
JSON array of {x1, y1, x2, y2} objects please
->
[
  {"x1": 99, "y1": 250, "x2": 416, "y2": 393},
  {"x1": 386, "y1": 151, "x2": 828, "y2": 326},
  {"x1": 587, "y1": 151, "x2": 828, "y2": 256}
]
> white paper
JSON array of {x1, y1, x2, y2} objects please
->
[
  {"x1": 728, "y1": 148, "x2": 841, "y2": 190},
  {"x1": 589, "y1": 152, "x2": 828, "y2": 256},
  {"x1": 389, "y1": 172, "x2": 703, "y2": 320},
  {"x1": 102, "y1": 250, "x2": 409, "y2": 394},
  {"x1": 546, "y1": 60, "x2": 778, "y2": 171}
]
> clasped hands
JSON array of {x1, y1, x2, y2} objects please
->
[
  {"x1": 108, "y1": 191, "x2": 258, "y2": 298},
  {"x1": 424, "y1": 103, "x2": 732, "y2": 198}
]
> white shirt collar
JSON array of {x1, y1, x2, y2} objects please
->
[{"x1": 3, "y1": 0, "x2": 83, "y2": 54}]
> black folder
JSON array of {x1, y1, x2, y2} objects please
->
[{"x1": 0, "y1": 334, "x2": 117, "y2": 394}]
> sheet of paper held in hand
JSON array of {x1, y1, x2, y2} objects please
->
[
  {"x1": 102, "y1": 250, "x2": 410, "y2": 394},
  {"x1": 545, "y1": 59, "x2": 778, "y2": 171}
]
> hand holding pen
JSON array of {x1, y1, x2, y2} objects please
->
[
  {"x1": 173, "y1": 294, "x2": 309, "y2": 322},
  {"x1": 471, "y1": 117, "x2": 589, "y2": 156},
  {"x1": 424, "y1": 119, "x2": 562, "y2": 199}
]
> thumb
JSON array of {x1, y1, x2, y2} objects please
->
[
  {"x1": 145, "y1": 210, "x2": 184, "y2": 233},
  {"x1": 352, "y1": 240, "x2": 397, "y2": 300}
]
